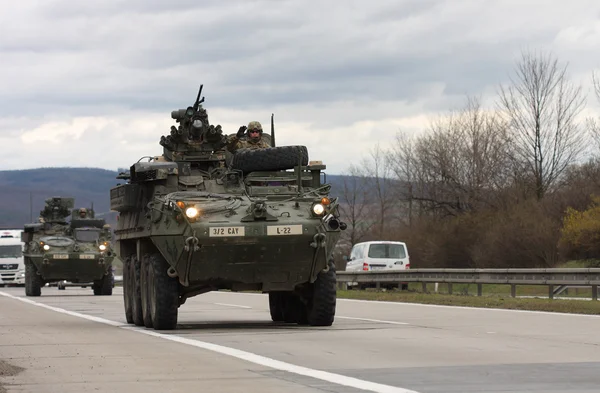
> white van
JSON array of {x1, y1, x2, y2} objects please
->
[
  {"x1": 345, "y1": 240, "x2": 410, "y2": 289},
  {"x1": 0, "y1": 229, "x2": 26, "y2": 286}
]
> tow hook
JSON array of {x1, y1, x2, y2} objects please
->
[
  {"x1": 184, "y1": 236, "x2": 200, "y2": 252},
  {"x1": 310, "y1": 233, "x2": 326, "y2": 249}
]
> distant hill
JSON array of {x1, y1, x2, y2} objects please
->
[
  {"x1": 0, "y1": 167, "x2": 122, "y2": 228},
  {"x1": 0, "y1": 167, "x2": 348, "y2": 229}
]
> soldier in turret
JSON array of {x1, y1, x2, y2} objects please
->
[
  {"x1": 226, "y1": 121, "x2": 271, "y2": 153},
  {"x1": 78, "y1": 208, "x2": 88, "y2": 219}
]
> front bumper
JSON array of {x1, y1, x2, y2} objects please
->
[
  {"x1": 0, "y1": 270, "x2": 25, "y2": 285},
  {"x1": 29, "y1": 252, "x2": 114, "y2": 282}
]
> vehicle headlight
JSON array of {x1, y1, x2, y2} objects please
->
[
  {"x1": 312, "y1": 203, "x2": 325, "y2": 216},
  {"x1": 43, "y1": 244, "x2": 50, "y2": 251},
  {"x1": 99, "y1": 244, "x2": 107, "y2": 251},
  {"x1": 185, "y1": 207, "x2": 199, "y2": 218}
]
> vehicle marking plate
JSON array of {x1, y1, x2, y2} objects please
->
[
  {"x1": 209, "y1": 226, "x2": 245, "y2": 237},
  {"x1": 267, "y1": 225, "x2": 303, "y2": 236},
  {"x1": 52, "y1": 254, "x2": 69, "y2": 259},
  {"x1": 79, "y1": 254, "x2": 95, "y2": 259}
]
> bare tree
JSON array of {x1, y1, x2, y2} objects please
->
[
  {"x1": 498, "y1": 51, "x2": 586, "y2": 200},
  {"x1": 337, "y1": 165, "x2": 374, "y2": 246},
  {"x1": 389, "y1": 97, "x2": 512, "y2": 217},
  {"x1": 589, "y1": 71, "x2": 600, "y2": 149},
  {"x1": 387, "y1": 131, "x2": 418, "y2": 227},
  {"x1": 359, "y1": 144, "x2": 398, "y2": 237}
]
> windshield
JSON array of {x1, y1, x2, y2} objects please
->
[
  {"x1": 74, "y1": 229, "x2": 100, "y2": 242},
  {"x1": 0, "y1": 245, "x2": 22, "y2": 258},
  {"x1": 367, "y1": 243, "x2": 406, "y2": 259}
]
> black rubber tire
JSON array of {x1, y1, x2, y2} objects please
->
[
  {"x1": 231, "y1": 145, "x2": 308, "y2": 173},
  {"x1": 148, "y1": 253, "x2": 179, "y2": 330},
  {"x1": 282, "y1": 292, "x2": 307, "y2": 324},
  {"x1": 100, "y1": 270, "x2": 113, "y2": 295},
  {"x1": 131, "y1": 256, "x2": 144, "y2": 326},
  {"x1": 140, "y1": 254, "x2": 153, "y2": 328},
  {"x1": 58, "y1": 284, "x2": 66, "y2": 290},
  {"x1": 123, "y1": 257, "x2": 134, "y2": 324},
  {"x1": 268, "y1": 292, "x2": 285, "y2": 322},
  {"x1": 306, "y1": 261, "x2": 337, "y2": 326},
  {"x1": 25, "y1": 260, "x2": 42, "y2": 297}
]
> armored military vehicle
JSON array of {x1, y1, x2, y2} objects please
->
[
  {"x1": 110, "y1": 85, "x2": 346, "y2": 330},
  {"x1": 21, "y1": 197, "x2": 115, "y2": 296}
]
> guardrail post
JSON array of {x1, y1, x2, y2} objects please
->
[
  {"x1": 422, "y1": 282, "x2": 427, "y2": 293},
  {"x1": 376, "y1": 281, "x2": 380, "y2": 290},
  {"x1": 510, "y1": 284, "x2": 516, "y2": 298},
  {"x1": 548, "y1": 285, "x2": 554, "y2": 300},
  {"x1": 337, "y1": 282, "x2": 347, "y2": 290},
  {"x1": 448, "y1": 283, "x2": 453, "y2": 295},
  {"x1": 592, "y1": 285, "x2": 598, "y2": 301},
  {"x1": 477, "y1": 284, "x2": 482, "y2": 297}
]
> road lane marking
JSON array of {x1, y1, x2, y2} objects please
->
[
  {"x1": 336, "y1": 316, "x2": 409, "y2": 325},
  {"x1": 213, "y1": 302, "x2": 252, "y2": 309},
  {"x1": 0, "y1": 291, "x2": 419, "y2": 393},
  {"x1": 210, "y1": 292, "x2": 600, "y2": 318}
]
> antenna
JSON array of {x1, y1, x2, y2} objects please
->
[{"x1": 271, "y1": 113, "x2": 276, "y2": 147}]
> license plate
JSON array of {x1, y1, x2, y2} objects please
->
[
  {"x1": 53, "y1": 254, "x2": 69, "y2": 259},
  {"x1": 79, "y1": 254, "x2": 95, "y2": 259},
  {"x1": 267, "y1": 225, "x2": 303, "y2": 236},
  {"x1": 370, "y1": 265, "x2": 385, "y2": 270},
  {"x1": 209, "y1": 226, "x2": 245, "y2": 237}
]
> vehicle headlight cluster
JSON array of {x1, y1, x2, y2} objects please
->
[
  {"x1": 99, "y1": 244, "x2": 107, "y2": 251},
  {"x1": 311, "y1": 197, "x2": 331, "y2": 217},
  {"x1": 43, "y1": 244, "x2": 50, "y2": 251},
  {"x1": 185, "y1": 207, "x2": 199, "y2": 218}
]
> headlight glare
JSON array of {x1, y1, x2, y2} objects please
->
[
  {"x1": 185, "y1": 207, "x2": 199, "y2": 218},
  {"x1": 99, "y1": 244, "x2": 107, "y2": 251},
  {"x1": 43, "y1": 244, "x2": 50, "y2": 251},
  {"x1": 312, "y1": 203, "x2": 325, "y2": 216}
]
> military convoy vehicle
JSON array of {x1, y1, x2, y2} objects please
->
[
  {"x1": 21, "y1": 197, "x2": 115, "y2": 296},
  {"x1": 110, "y1": 85, "x2": 346, "y2": 330}
]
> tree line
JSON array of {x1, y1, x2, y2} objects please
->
[{"x1": 336, "y1": 50, "x2": 600, "y2": 269}]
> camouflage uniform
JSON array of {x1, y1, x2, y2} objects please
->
[{"x1": 227, "y1": 121, "x2": 271, "y2": 153}]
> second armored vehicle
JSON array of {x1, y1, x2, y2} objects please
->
[
  {"x1": 110, "y1": 86, "x2": 345, "y2": 330},
  {"x1": 21, "y1": 197, "x2": 115, "y2": 296}
]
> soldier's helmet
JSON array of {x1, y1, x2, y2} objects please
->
[
  {"x1": 247, "y1": 121, "x2": 263, "y2": 140},
  {"x1": 78, "y1": 208, "x2": 87, "y2": 218}
]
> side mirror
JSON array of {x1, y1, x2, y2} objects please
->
[{"x1": 343, "y1": 255, "x2": 350, "y2": 261}]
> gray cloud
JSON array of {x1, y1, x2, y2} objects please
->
[{"x1": 1, "y1": 0, "x2": 600, "y2": 174}]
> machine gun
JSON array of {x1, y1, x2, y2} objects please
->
[
  {"x1": 160, "y1": 84, "x2": 228, "y2": 156},
  {"x1": 39, "y1": 196, "x2": 74, "y2": 224}
]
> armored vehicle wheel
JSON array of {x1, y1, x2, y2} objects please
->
[
  {"x1": 268, "y1": 292, "x2": 285, "y2": 322},
  {"x1": 25, "y1": 260, "x2": 42, "y2": 297},
  {"x1": 93, "y1": 270, "x2": 114, "y2": 296},
  {"x1": 306, "y1": 261, "x2": 336, "y2": 327},
  {"x1": 140, "y1": 255, "x2": 153, "y2": 328},
  {"x1": 148, "y1": 253, "x2": 179, "y2": 330},
  {"x1": 130, "y1": 256, "x2": 144, "y2": 326},
  {"x1": 231, "y1": 145, "x2": 309, "y2": 172},
  {"x1": 122, "y1": 257, "x2": 134, "y2": 324},
  {"x1": 282, "y1": 292, "x2": 308, "y2": 324}
]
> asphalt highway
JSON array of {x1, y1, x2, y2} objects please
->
[{"x1": 1, "y1": 286, "x2": 599, "y2": 393}]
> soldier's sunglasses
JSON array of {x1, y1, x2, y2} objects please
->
[{"x1": 249, "y1": 129, "x2": 261, "y2": 134}]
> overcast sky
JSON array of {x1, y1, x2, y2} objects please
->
[{"x1": 1, "y1": 0, "x2": 600, "y2": 175}]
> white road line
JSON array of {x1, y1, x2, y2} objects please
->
[
  {"x1": 210, "y1": 292, "x2": 600, "y2": 318},
  {"x1": 336, "y1": 316, "x2": 409, "y2": 325},
  {"x1": 0, "y1": 291, "x2": 419, "y2": 393},
  {"x1": 213, "y1": 302, "x2": 252, "y2": 309}
]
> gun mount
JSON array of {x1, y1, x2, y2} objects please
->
[
  {"x1": 160, "y1": 85, "x2": 228, "y2": 170},
  {"x1": 39, "y1": 197, "x2": 74, "y2": 224}
]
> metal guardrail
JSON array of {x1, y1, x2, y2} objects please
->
[{"x1": 337, "y1": 268, "x2": 600, "y2": 300}]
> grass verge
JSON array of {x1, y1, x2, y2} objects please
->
[{"x1": 336, "y1": 290, "x2": 600, "y2": 315}]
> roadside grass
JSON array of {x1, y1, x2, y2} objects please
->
[{"x1": 336, "y1": 289, "x2": 600, "y2": 315}]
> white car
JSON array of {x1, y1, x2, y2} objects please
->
[{"x1": 344, "y1": 241, "x2": 410, "y2": 289}]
